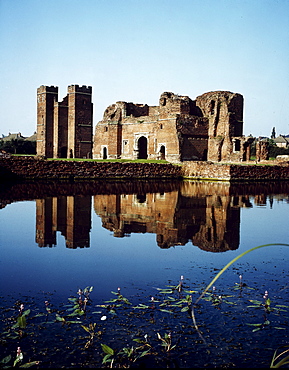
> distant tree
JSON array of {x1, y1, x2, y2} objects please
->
[
  {"x1": 0, "y1": 139, "x2": 36, "y2": 154},
  {"x1": 269, "y1": 145, "x2": 289, "y2": 158},
  {"x1": 271, "y1": 127, "x2": 276, "y2": 139},
  {"x1": 264, "y1": 138, "x2": 289, "y2": 158}
]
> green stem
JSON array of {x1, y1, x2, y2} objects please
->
[{"x1": 195, "y1": 243, "x2": 289, "y2": 305}]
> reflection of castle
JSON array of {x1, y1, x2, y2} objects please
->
[
  {"x1": 34, "y1": 181, "x2": 282, "y2": 252},
  {"x1": 36, "y1": 195, "x2": 91, "y2": 248},
  {"x1": 93, "y1": 182, "x2": 253, "y2": 252}
]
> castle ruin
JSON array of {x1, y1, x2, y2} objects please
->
[{"x1": 37, "y1": 86, "x2": 254, "y2": 162}]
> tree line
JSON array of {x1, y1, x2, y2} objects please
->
[{"x1": 0, "y1": 139, "x2": 36, "y2": 155}]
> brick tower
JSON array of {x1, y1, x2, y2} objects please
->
[
  {"x1": 37, "y1": 85, "x2": 93, "y2": 158},
  {"x1": 37, "y1": 85, "x2": 58, "y2": 157},
  {"x1": 67, "y1": 85, "x2": 93, "y2": 158}
]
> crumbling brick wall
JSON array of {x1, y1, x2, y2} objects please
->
[
  {"x1": 195, "y1": 91, "x2": 245, "y2": 161},
  {"x1": 93, "y1": 90, "x2": 252, "y2": 163},
  {"x1": 256, "y1": 140, "x2": 269, "y2": 161}
]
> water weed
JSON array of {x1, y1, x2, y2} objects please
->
[{"x1": 0, "y1": 244, "x2": 288, "y2": 367}]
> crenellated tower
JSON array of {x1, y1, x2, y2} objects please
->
[
  {"x1": 67, "y1": 85, "x2": 93, "y2": 158},
  {"x1": 36, "y1": 85, "x2": 93, "y2": 158}
]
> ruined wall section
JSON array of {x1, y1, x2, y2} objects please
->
[
  {"x1": 159, "y1": 92, "x2": 192, "y2": 116},
  {"x1": 158, "y1": 92, "x2": 209, "y2": 161},
  {"x1": 176, "y1": 115, "x2": 209, "y2": 161},
  {"x1": 256, "y1": 140, "x2": 269, "y2": 161},
  {"x1": 196, "y1": 91, "x2": 244, "y2": 162},
  {"x1": 93, "y1": 97, "x2": 182, "y2": 162},
  {"x1": 94, "y1": 102, "x2": 124, "y2": 159},
  {"x1": 119, "y1": 112, "x2": 180, "y2": 162},
  {"x1": 93, "y1": 90, "x2": 250, "y2": 163}
]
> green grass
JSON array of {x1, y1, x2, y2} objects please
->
[{"x1": 47, "y1": 158, "x2": 171, "y2": 164}]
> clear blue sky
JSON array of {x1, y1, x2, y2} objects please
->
[{"x1": 0, "y1": 0, "x2": 288, "y2": 138}]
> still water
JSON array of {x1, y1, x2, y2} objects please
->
[{"x1": 0, "y1": 180, "x2": 288, "y2": 368}]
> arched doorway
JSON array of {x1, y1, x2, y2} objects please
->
[{"x1": 137, "y1": 136, "x2": 147, "y2": 159}]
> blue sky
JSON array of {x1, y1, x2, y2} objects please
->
[{"x1": 0, "y1": 0, "x2": 288, "y2": 137}]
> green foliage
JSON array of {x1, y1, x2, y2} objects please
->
[
  {"x1": 12, "y1": 309, "x2": 30, "y2": 330},
  {"x1": 157, "y1": 332, "x2": 177, "y2": 352},
  {"x1": 0, "y1": 139, "x2": 36, "y2": 155},
  {"x1": 269, "y1": 145, "x2": 289, "y2": 158},
  {"x1": 100, "y1": 341, "x2": 151, "y2": 367},
  {"x1": 0, "y1": 349, "x2": 40, "y2": 368}
]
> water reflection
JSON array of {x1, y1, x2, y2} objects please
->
[
  {"x1": 36, "y1": 195, "x2": 92, "y2": 248},
  {"x1": 94, "y1": 184, "x2": 247, "y2": 251},
  {"x1": 1, "y1": 180, "x2": 288, "y2": 252}
]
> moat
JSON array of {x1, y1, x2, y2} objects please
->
[{"x1": 0, "y1": 180, "x2": 288, "y2": 368}]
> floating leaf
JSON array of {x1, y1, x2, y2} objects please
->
[
  {"x1": 134, "y1": 304, "x2": 149, "y2": 309},
  {"x1": 0, "y1": 355, "x2": 11, "y2": 364},
  {"x1": 139, "y1": 349, "x2": 150, "y2": 357},
  {"x1": 183, "y1": 290, "x2": 198, "y2": 294},
  {"x1": 19, "y1": 361, "x2": 40, "y2": 368},
  {"x1": 22, "y1": 309, "x2": 31, "y2": 317},
  {"x1": 158, "y1": 289, "x2": 173, "y2": 294},
  {"x1": 276, "y1": 304, "x2": 289, "y2": 308},
  {"x1": 101, "y1": 343, "x2": 114, "y2": 355},
  {"x1": 34, "y1": 313, "x2": 45, "y2": 317},
  {"x1": 17, "y1": 315, "x2": 27, "y2": 329},
  {"x1": 181, "y1": 306, "x2": 190, "y2": 312}
]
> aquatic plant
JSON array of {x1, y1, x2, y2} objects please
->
[
  {"x1": 100, "y1": 340, "x2": 151, "y2": 368},
  {"x1": 12, "y1": 304, "x2": 30, "y2": 330},
  {"x1": 270, "y1": 345, "x2": 289, "y2": 368},
  {"x1": 0, "y1": 245, "x2": 288, "y2": 368},
  {"x1": 0, "y1": 347, "x2": 40, "y2": 368},
  {"x1": 190, "y1": 242, "x2": 289, "y2": 365},
  {"x1": 81, "y1": 322, "x2": 102, "y2": 349},
  {"x1": 156, "y1": 332, "x2": 177, "y2": 353}
]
